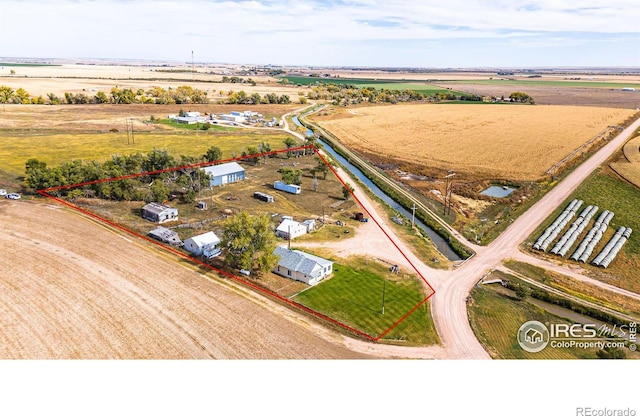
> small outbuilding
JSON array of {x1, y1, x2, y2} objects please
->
[
  {"x1": 202, "y1": 162, "x2": 246, "y2": 187},
  {"x1": 183, "y1": 231, "x2": 222, "y2": 258},
  {"x1": 142, "y1": 203, "x2": 179, "y2": 223},
  {"x1": 272, "y1": 246, "x2": 333, "y2": 285},
  {"x1": 148, "y1": 226, "x2": 183, "y2": 246},
  {"x1": 276, "y1": 218, "x2": 308, "y2": 240}
]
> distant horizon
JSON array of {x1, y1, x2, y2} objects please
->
[
  {"x1": 1, "y1": 56, "x2": 639, "y2": 73},
  {"x1": 1, "y1": 1, "x2": 638, "y2": 68}
]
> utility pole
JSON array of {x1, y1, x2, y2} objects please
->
[
  {"x1": 411, "y1": 203, "x2": 417, "y2": 228},
  {"x1": 191, "y1": 50, "x2": 194, "y2": 82},
  {"x1": 444, "y1": 170, "x2": 455, "y2": 216},
  {"x1": 381, "y1": 276, "x2": 387, "y2": 315}
]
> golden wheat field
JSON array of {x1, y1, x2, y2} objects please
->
[{"x1": 316, "y1": 104, "x2": 638, "y2": 180}]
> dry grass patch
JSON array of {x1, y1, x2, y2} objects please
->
[
  {"x1": 316, "y1": 104, "x2": 636, "y2": 180},
  {"x1": 611, "y1": 135, "x2": 640, "y2": 189}
]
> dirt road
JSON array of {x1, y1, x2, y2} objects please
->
[
  {"x1": 430, "y1": 116, "x2": 640, "y2": 358},
  {"x1": 0, "y1": 201, "x2": 369, "y2": 359}
]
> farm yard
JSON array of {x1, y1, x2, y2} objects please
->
[
  {"x1": 49, "y1": 150, "x2": 435, "y2": 342},
  {"x1": 314, "y1": 104, "x2": 637, "y2": 181}
]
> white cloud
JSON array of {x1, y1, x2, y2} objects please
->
[{"x1": 0, "y1": 0, "x2": 638, "y2": 66}]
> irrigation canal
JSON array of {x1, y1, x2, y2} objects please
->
[{"x1": 292, "y1": 115, "x2": 461, "y2": 261}]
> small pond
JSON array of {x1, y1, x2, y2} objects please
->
[{"x1": 481, "y1": 186, "x2": 515, "y2": 198}]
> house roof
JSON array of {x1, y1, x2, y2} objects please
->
[
  {"x1": 202, "y1": 162, "x2": 245, "y2": 178},
  {"x1": 185, "y1": 231, "x2": 220, "y2": 248},
  {"x1": 273, "y1": 246, "x2": 333, "y2": 276},
  {"x1": 143, "y1": 202, "x2": 176, "y2": 215},
  {"x1": 276, "y1": 218, "x2": 303, "y2": 233}
]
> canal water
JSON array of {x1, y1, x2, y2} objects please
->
[{"x1": 292, "y1": 116, "x2": 461, "y2": 261}]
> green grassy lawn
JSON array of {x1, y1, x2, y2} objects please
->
[
  {"x1": 281, "y1": 76, "x2": 463, "y2": 95},
  {"x1": 157, "y1": 118, "x2": 235, "y2": 132},
  {"x1": 0, "y1": 131, "x2": 293, "y2": 177},
  {"x1": 468, "y1": 283, "x2": 636, "y2": 359},
  {"x1": 292, "y1": 256, "x2": 437, "y2": 344},
  {"x1": 526, "y1": 167, "x2": 640, "y2": 292}
]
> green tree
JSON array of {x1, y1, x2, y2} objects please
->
[
  {"x1": 94, "y1": 91, "x2": 109, "y2": 104},
  {"x1": 148, "y1": 180, "x2": 169, "y2": 203},
  {"x1": 258, "y1": 142, "x2": 272, "y2": 164},
  {"x1": 342, "y1": 183, "x2": 354, "y2": 200},
  {"x1": 283, "y1": 137, "x2": 297, "y2": 157},
  {"x1": 244, "y1": 146, "x2": 260, "y2": 165},
  {"x1": 24, "y1": 158, "x2": 51, "y2": 190},
  {"x1": 221, "y1": 212, "x2": 277, "y2": 275},
  {"x1": 314, "y1": 156, "x2": 329, "y2": 179},
  {"x1": 203, "y1": 145, "x2": 222, "y2": 162},
  {"x1": 280, "y1": 167, "x2": 302, "y2": 185},
  {"x1": 515, "y1": 284, "x2": 532, "y2": 300},
  {"x1": 0, "y1": 85, "x2": 14, "y2": 103},
  {"x1": 47, "y1": 92, "x2": 60, "y2": 105},
  {"x1": 14, "y1": 87, "x2": 31, "y2": 104}
]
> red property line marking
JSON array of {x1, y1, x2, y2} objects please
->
[{"x1": 41, "y1": 145, "x2": 435, "y2": 342}]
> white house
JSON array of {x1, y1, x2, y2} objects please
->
[
  {"x1": 276, "y1": 218, "x2": 308, "y2": 240},
  {"x1": 202, "y1": 162, "x2": 246, "y2": 187},
  {"x1": 183, "y1": 231, "x2": 221, "y2": 258},
  {"x1": 272, "y1": 246, "x2": 333, "y2": 285}
]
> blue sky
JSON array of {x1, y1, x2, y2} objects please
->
[{"x1": 0, "y1": 0, "x2": 638, "y2": 67}]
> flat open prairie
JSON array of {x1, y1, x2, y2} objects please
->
[
  {"x1": 0, "y1": 63, "x2": 303, "y2": 98},
  {"x1": 0, "y1": 200, "x2": 367, "y2": 359},
  {"x1": 315, "y1": 104, "x2": 637, "y2": 180}
]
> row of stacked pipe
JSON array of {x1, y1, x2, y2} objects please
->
[{"x1": 533, "y1": 199, "x2": 632, "y2": 268}]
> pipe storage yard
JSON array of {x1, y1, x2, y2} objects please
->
[
  {"x1": 592, "y1": 227, "x2": 632, "y2": 268},
  {"x1": 570, "y1": 210, "x2": 613, "y2": 262},
  {"x1": 535, "y1": 199, "x2": 630, "y2": 268},
  {"x1": 534, "y1": 199, "x2": 583, "y2": 252},
  {"x1": 551, "y1": 205, "x2": 598, "y2": 257}
]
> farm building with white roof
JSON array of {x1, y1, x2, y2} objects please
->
[
  {"x1": 183, "y1": 231, "x2": 222, "y2": 258},
  {"x1": 272, "y1": 246, "x2": 333, "y2": 285},
  {"x1": 202, "y1": 162, "x2": 245, "y2": 187},
  {"x1": 142, "y1": 203, "x2": 179, "y2": 223}
]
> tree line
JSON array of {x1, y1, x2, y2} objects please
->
[
  {"x1": 0, "y1": 84, "x2": 292, "y2": 105},
  {"x1": 301, "y1": 83, "x2": 483, "y2": 106},
  {"x1": 24, "y1": 146, "x2": 232, "y2": 204}
]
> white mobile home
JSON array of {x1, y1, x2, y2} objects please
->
[
  {"x1": 183, "y1": 231, "x2": 221, "y2": 258},
  {"x1": 272, "y1": 246, "x2": 333, "y2": 285},
  {"x1": 274, "y1": 181, "x2": 301, "y2": 195}
]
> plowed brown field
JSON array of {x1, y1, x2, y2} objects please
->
[
  {"x1": 316, "y1": 104, "x2": 637, "y2": 180},
  {"x1": 0, "y1": 200, "x2": 367, "y2": 359}
]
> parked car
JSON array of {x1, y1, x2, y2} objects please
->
[
  {"x1": 6, "y1": 193, "x2": 21, "y2": 200},
  {"x1": 0, "y1": 189, "x2": 7, "y2": 196}
]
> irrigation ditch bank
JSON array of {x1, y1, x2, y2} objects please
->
[{"x1": 295, "y1": 112, "x2": 472, "y2": 260}]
